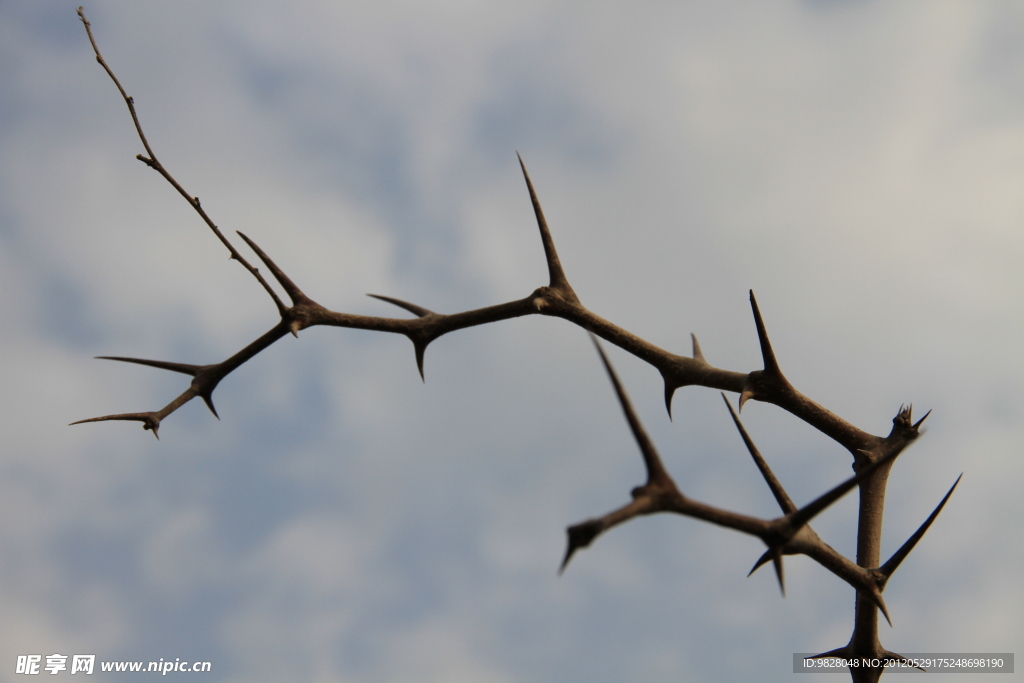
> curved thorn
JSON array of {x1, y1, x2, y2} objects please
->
[
  {"x1": 690, "y1": 333, "x2": 705, "y2": 362},
  {"x1": 722, "y1": 393, "x2": 796, "y2": 514},
  {"x1": 367, "y1": 293, "x2": 435, "y2": 318},
  {"x1": 738, "y1": 388, "x2": 754, "y2": 413},
  {"x1": 200, "y1": 393, "x2": 219, "y2": 420},
  {"x1": 879, "y1": 474, "x2": 962, "y2": 579},
  {"x1": 663, "y1": 381, "x2": 676, "y2": 421},
  {"x1": 414, "y1": 341, "x2": 427, "y2": 382},
  {"x1": 517, "y1": 153, "x2": 575, "y2": 297},
  {"x1": 748, "y1": 548, "x2": 772, "y2": 577},
  {"x1": 96, "y1": 356, "x2": 202, "y2": 377},
  {"x1": 236, "y1": 231, "x2": 306, "y2": 306}
]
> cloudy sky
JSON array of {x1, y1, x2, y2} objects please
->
[{"x1": 1, "y1": 1, "x2": 1021, "y2": 681}]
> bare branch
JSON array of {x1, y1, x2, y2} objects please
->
[
  {"x1": 76, "y1": 7, "x2": 287, "y2": 310},
  {"x1": 74, "y1": 12, "x2": 966, "y2": 679}
]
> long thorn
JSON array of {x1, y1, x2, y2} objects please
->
[
  {"x1": 748, "y1": 548, "x2": 773, "y2": 577},
  {"x1": 236, "y1": 232, "x2": 305, "y2": 308},
  {"x1": 368, "y1": 294, "x2": 435, "y2": 318},
  {"x1": 879, "y1": 474, "x2": 962, "y2": 580},
  {"x1": 591, "y1": 334, "x2": 671, "y2": 486},
  {"x1": 723, "y1": 393, "x2": 796, "y2": 514},
  {"x1": 749, "y1": 290, "x2": 780, "y2": 375},
  {"x1": 517, "y1": 153, "x2": 575, "y2": 297},
  {"x1": 96, "y1": 356, "x2": 203, "y2": 377}
]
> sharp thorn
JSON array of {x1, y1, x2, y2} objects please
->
[
  {"x1": 738, "y1": 388, "x2": 753, "y2": 413},
  {"x1": 691, "y1": 333, "x2": 705, "y2": 362},
  {"x1": 879, "y1": 474, "x2": 962, "y2": 579},
  {"x1": 876, "y1": 591, "x2": 893, "y2": 627},
  {"x1": 517, "y1": 153, "x2": 575, "y2": 297},
  {"x1": 747, "y1": 548, "x2": 773, "y2": 577},
  {"x1": 559, "y1": 519, "x2": 603, "y2": 575},
  {"x1": 722, "y1": 393, "x2": 796, "y2": 514},
  {"x1": 95, "y1": 356, "x2": 202, "y2": 377},
  {"x1": 558, "y1": 547, "x2": 574, "y2": 576},
  {"x1": 590, "y1": 334, "x2": 670, "y2": 486},
  {"x1": 663, "y1": 381, "x2": 675, "y2": 421},
  {"x1": 415, "y1": 342, "x2": 426, "y2": 382},
  {"x1": 748, "y1": 290, "x2": 781, "y2": 375},
  {"x1": 772, "y1": 550, "x2": 786, "y2": 596},
  {"x1": 201, "y1": 394, "x2": 219, "y2": 420},
  {"x1": 368, "y1": 293, "x2": 435, "y2": 318},
  {"x1": 236, "y1": 231, "x2": 307, "y2": 304}
]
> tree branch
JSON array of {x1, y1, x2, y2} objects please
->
[{"x1": 73, "y1": 10, "x2": 962, "y2": 680}]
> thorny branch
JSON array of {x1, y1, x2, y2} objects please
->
[{"x1": 72, "y1": 9, "x2": 961, "y2": 681}]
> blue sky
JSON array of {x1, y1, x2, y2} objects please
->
[{"x1": 1, "y1": 1, "x2": 1022, "y2": 681}]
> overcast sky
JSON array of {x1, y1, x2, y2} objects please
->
[{"x1": 1, "y1": 1, "x2": 1022, "y2": 681}]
